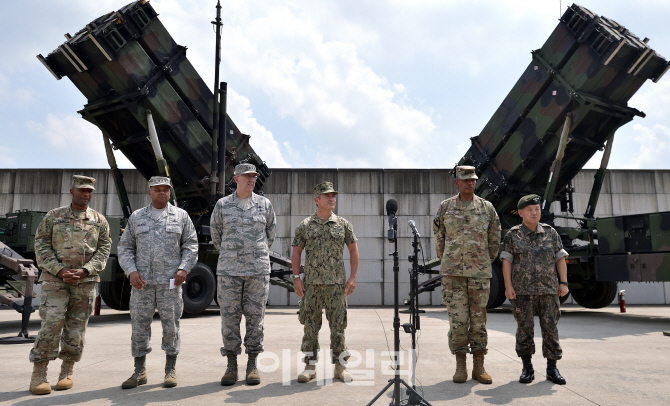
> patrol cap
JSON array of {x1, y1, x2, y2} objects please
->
[
  {"x1": 148, "y1": 176, "x2": 172, "y2": 187},
  {"x1": 313, "y1": 181, "x2": 338, "y2": 197},
  {"x1": 518, "y1": 194, "x2": 541, "y2": 209},
  {"x1": 234, "y1": 163, "x2": 259, "y2": 177},
  {"x1": 72, "y1": 175, "x2": 96, "y2": 190},
  {"x1": 455, "y1": 166, "x2": 478, "y2": 180}
]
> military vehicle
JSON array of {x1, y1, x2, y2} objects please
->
[
  {"x1": 0, "y1": 237, "x2": 39, "y2": 343},
  {"x1": 1, "y1": 0, "x2": 294, "y2": 315},
  {"x1": 417, "y1": 4, "x2": 670, "y2": 309},
  {"x1": 2, "y1": 2, "x2": 669, "y2": 320}
]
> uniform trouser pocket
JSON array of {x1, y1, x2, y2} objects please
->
[
  {"x1": 301, "y1": 284, "x2": 348, "y2": 363},
  {"x1": 130, "y1": 285, "x2": 156, "y2": 357},
  {"x1": 442, "y1": 276, "x2": 489, "y2": 354},
  {"x1": 512, "y1": 295, "x2": 562, "y2": 359},
  {"x1": 218, "y1": 274, "x2": 269, "y2": 356},
  {"x1": 29, "y1": 281, "x2": 96, "y2": 362}
]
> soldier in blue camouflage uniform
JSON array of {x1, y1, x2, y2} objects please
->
[
  {"x1": 433, "y1": 166, "x2": 501, "y2": 384},
  {"x1": 210, "y1": 163, "x2": 276, "y2": 386},
  {"x1": 29, "y1": 175, "x2": 112, "y2": 395},
  {"x1": 291, "y1": 181, "x2": 359, "y2": 383},
  {"x1": 118, "y1": 176, "x2": 198, "y2": 389},
  {"x1": 500, "y1": 194, "x2": 569, "y2": 385}
]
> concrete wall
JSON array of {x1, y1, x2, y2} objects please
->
[{"x1": 1, "y1": 168, "x2": 669, "y2": 305}]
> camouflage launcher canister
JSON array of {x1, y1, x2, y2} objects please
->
[
  {"x1": 37, "y1": 0, "x2": 269, "y2": 212},
  {"x1": 460, "y1": 4, "x2": 669, "y2": 215}
]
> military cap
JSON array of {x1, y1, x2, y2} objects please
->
[
  {"x1": 518, "y1": 194, "x2": 541, "y2": 209},
  {"x1": 234, "y1": 163, "x2": 259, "y2": 177},
  {"x1": 148, "y1": 176, "x2": 172, "y2": 187},
  {"x1": 72, "y1": 175, "x2": 96, "y2": 190},
  {"x1": 455, "y1": 166, "x2": 478, "y2": 180},
  {"x1": 313, "y1": 181, "x2": 338, "y2": 197}
]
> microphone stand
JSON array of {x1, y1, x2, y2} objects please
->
[
  {"x1": 367, "y1": 214, "x2": 431, "y2": 406},
  {"x1": 403, "y1": 231, "x2": 426, "y2": 405}
]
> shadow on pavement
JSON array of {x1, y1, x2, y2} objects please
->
[{"x1": 474, "y1": 379, "x2": 559, "y2": 404}]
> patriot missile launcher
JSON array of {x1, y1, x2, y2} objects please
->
[
  {"x1": 32, "y1": 0, "x2": 293, "y2": 313},
  {"x1": 418, "y1": 4, "x2": 670, "y2": 309}
]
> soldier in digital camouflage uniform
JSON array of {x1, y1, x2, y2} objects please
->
[
  {"x1": 210, "y1": 163, "x2": 276, "y2": 386},
  {"x1": 500, "y1": 194, "x2": 569, "y2": 385},
  {"x1": 291, "y1": 181, "x2": 359, "y2": 383},
  {"x1": 118, "y1": 176, "x2": 198, "y2": 389},
  {"x1": 433, "y1": 166, "x2": 501, "y2": 384},
  {"x1": 29, "y1": 175, "x2": 112, "y2": 395}
]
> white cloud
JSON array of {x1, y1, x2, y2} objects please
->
[
  {"x1": 227, "y1": 89, "x2": 290, "y2": 168},
  {"x1": 216, "y1": 2, "x2": 437, "y2": 167},
  {"x1": 625, "y1": 124, "x2": 670, "y2": 169},
  {"x1": 3, "y1": 0, "x2": 670, "y2": 171},
  {"x1": 26, "y1": 114, "x2": 134, "y2": 168}
]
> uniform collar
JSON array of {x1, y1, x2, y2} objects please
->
[
  {"x1": 140, "y1": 203, "x2": 176, "y2": 217},
  {"x1": 456, "y1": 194, "x2": 480, "y2": 210},
  {"x1": 231, "y1": 192, "x2": 258, "y2": 210},
  {"x1": 67, "y1": 205, "x2": 92, "y2": 220},
  {"x1": 521, "y1": 222, "x2": 544, "y2": 235},
  {"x1": 310, "y1": 212, "x2": 337, "y2": 224}
]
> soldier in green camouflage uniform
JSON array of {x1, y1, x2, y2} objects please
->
[
  {"x1": 118, "y1": 176, "x2": 198, "y2": 389},
  {"x1": 500, "y1": 194, "x2": 569, "y2": 385},
  {"x1": 29, "y1": 175, "x2": 112, "y2": 395},
  {"x1": 433, "y1": 166, "x2": 501, "y2": 384},
  {"x1": 291, "y1": 181, "x2": 359, "y2": 383},
  {"x1": 210, "y1": 163, "x2": 276, "y2": 386}
]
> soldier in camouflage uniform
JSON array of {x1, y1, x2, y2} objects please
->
[
  {"x1": 500, "y1": 194, "x2": 569, "y2": 385},
  {"x1": 433, "y1": 166, "x2": 501, "y2": 384},
  {"x1": 118, "y1": 176, "x2": 198, "y2": 389},
  {"x1": 291, "y1": 181, "x2": 359, "y2": 383},
  {"x1": 29, "y1": 175, "x2": 112, "y2": 395},
  {"x1": 210, "y1": 163, "x2": 276, "y2": 386}
]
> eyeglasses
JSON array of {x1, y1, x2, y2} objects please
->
[{"x1": 239, "y1": 174, "x2": 259, "y2": 180}]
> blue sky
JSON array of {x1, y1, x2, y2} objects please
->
[{"x1": 1, "y1": 0, "x2": 669, "y2": 170}]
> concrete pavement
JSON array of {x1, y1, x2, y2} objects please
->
[{"x1": 1, "y1": 304, "x2": 669, "y2": 405}]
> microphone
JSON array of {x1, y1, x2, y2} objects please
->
[
  {"x1": 386, "y1": 199, "x2": 398, "y2": 242},
  {"x1": 386, "y1": 199, "x2": 398, "y2": 217},
  {"x1": 408, "y1": 220, "x2": 420, "y2": 237}
]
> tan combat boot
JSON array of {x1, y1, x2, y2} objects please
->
[
  {"x1": 221, "y1": 354, "x2": 238, "y2": 386},
  {"x1": 121, "y1": 356, "x2": 147, "y2": 389},
  {"x1": 29, "y1": 361, "x2": 51, "y2": 395},
  {"x1": 164, "y1": 355, "x2": 177, "y2": 388},
  {"x1": 334, "y1": 362, "x2": 353, "y2": 383},
  {"x1": 246, "y1": 353, "x2": 260, "y2": 385},
  {"x1": 297, "y1": 363, "x2": 316, "y2": 383},
  {"x1": 55, "y1": 360, "x2": 75, "y2": 390},
  {"x1": 472, "y1": 351, "x2": 492, "y2": 384},
  {"x1": 453, "y1": 352, "x2": 468, "y2": 383}
]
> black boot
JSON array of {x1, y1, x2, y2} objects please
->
[
  {"x1": 519, "y1": 355, "x2": 534, "y2": 384},
  {"x1": 546, "y1": 359, "x2": 566, "y2": 385}
]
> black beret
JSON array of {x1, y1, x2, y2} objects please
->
[{"x1": 517, "y1": 194, "x2": 541, "y2": 209}]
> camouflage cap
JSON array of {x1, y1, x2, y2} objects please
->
[
  {"x1": 455, "y1": 166, "x2": 478, "y2": 180},
  {"x1": 148, "y1": 176, "x2": 172, "y2": 187},
  {"x1": 234, "y1": 163, "x2": 259, "y2": 177},
  {"x1": 72, "y1": 175, "x2": 96, "y2": 190},
  {"x1": 313, "y1": 181, "x2": 338, "y2": 196},
  {"x1": 518, "y1": 194, "x2": 541, "y2": 209}
]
